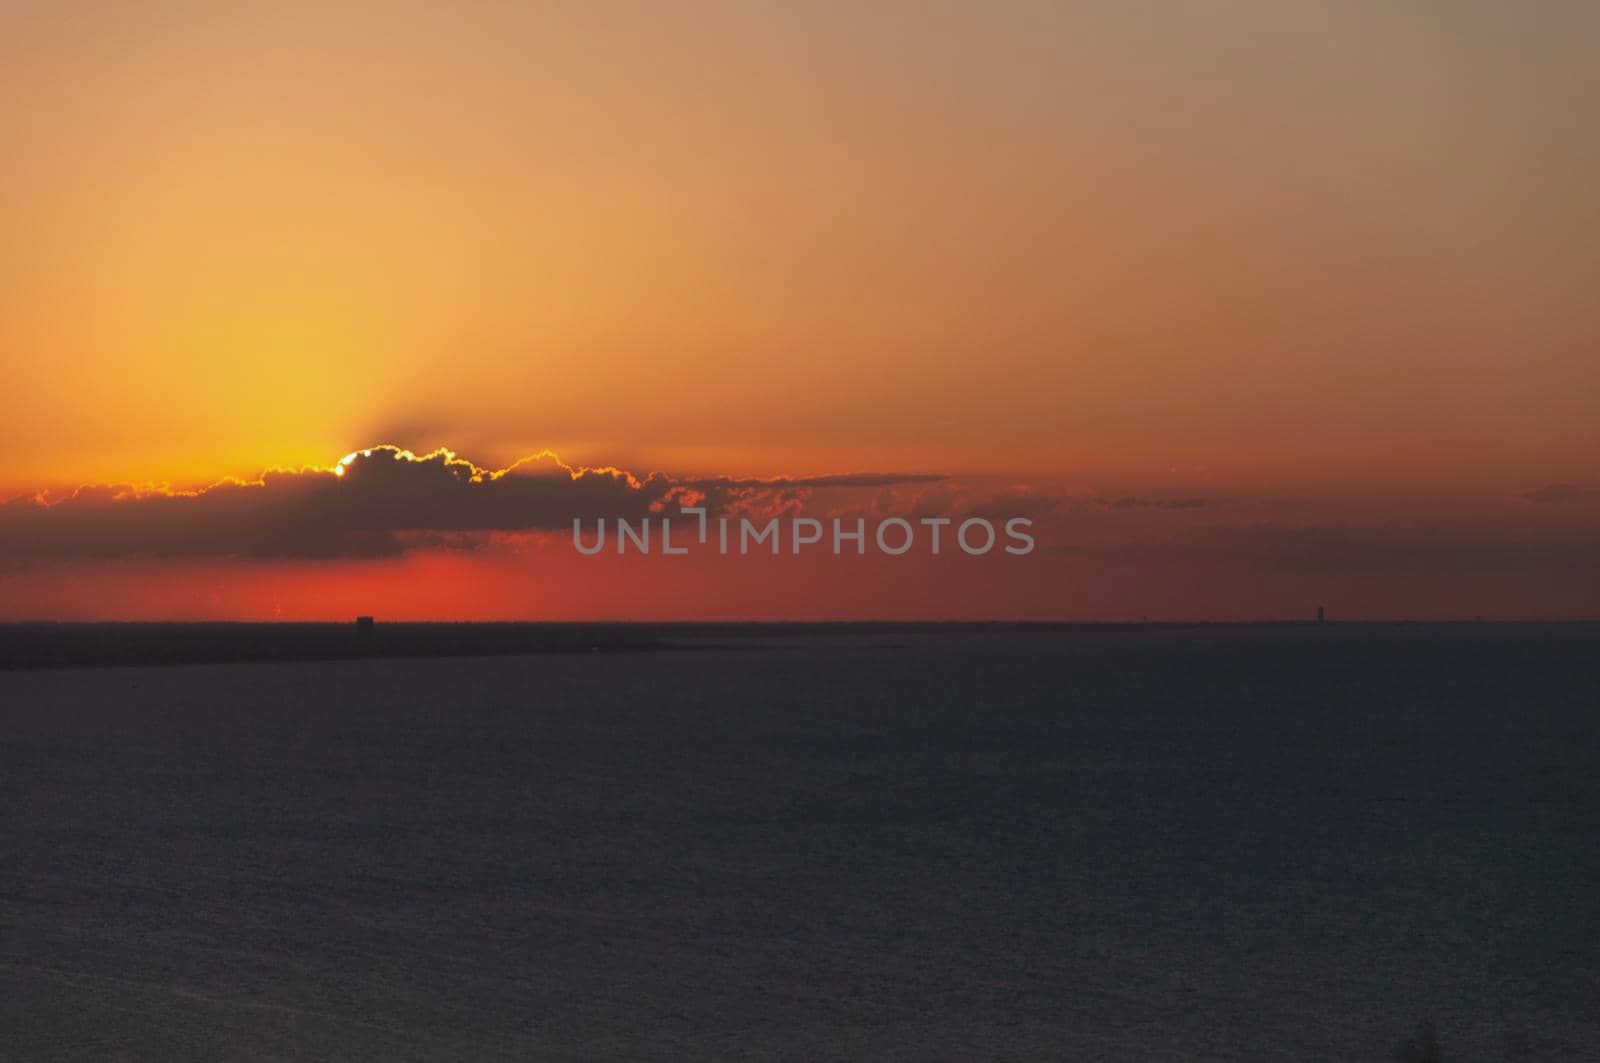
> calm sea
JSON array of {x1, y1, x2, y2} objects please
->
[{"x1": 2, "y1": 625, "x2": 1596, "y2": 1060}]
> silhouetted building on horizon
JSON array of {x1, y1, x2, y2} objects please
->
[{"x1": 355, "y1": 616, "x2": 375, "y2": 635}]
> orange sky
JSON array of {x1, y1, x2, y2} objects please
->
[{"x1": 2, "y1": 2, "x2": 1596, "y2": 619}]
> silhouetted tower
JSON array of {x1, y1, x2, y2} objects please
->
[{"x1": 1316, "y1": 605, "x2": 1325, "y2": 624}]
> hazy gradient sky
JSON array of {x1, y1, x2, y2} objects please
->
[{"x1": 2, "y1": 1, "x2": 1596, "y2": 618}]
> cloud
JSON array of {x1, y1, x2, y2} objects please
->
[
  {"x1": 964, "y1": 485, "x2": 1069, "y2": 522},
  {"x1": 1522, "y1": 483, "x2": 1596, "y2": 505},
  {"x1": 689, "y1": 472, "x2": 947, "y2": 489},
  {"x1": 1052, "y1": 521, "x2": 1600, "y2": 574},
  {"x1": 0, "y1": 447, "x2": 947, "y2": 561},
  {"x1": 1100, "y1": 495, "x2": 1208, "y2": 510}
]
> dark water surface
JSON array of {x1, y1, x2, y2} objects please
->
[{"x1": 2, "y1": 625, "x2": 1596, "y2": 1060}]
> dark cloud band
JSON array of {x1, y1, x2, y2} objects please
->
[{"x1": 0, "y1": 447, "x2": 947, "y2": 560}]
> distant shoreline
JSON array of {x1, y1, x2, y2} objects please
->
[{"x1": 2, "y1": 619, "x2": 1595, "y2": 672}]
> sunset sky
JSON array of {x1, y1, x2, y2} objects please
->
[{"x1": 2, "y1": 1, "x2": 1596, "y2": 620}]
